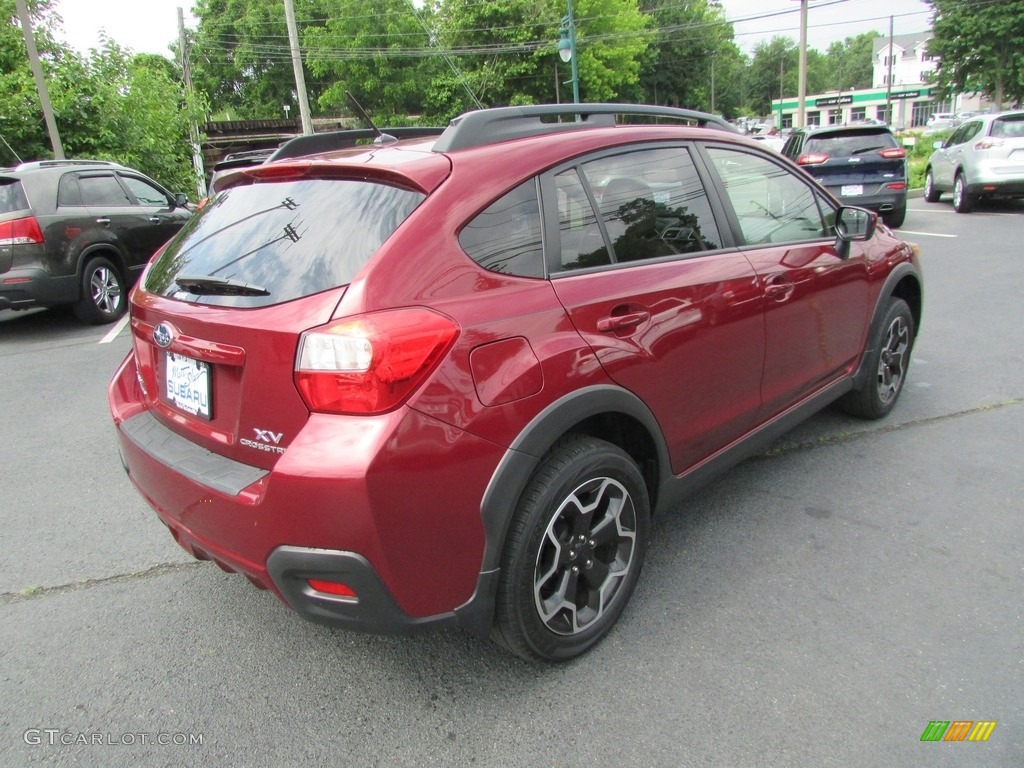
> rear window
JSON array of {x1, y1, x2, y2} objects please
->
[
  {"x1": 0, "y1": 179, "x2": 29, "y2": 214},
  {"x1": 991, "y1": 115, "x2": 1024, "y2": 138},
  {"x1": 145, "y1": 178, "x2": 424, "y2": 307},
  {"x1": 804, "y1": 129, "x2": 898, "y2": 157}
]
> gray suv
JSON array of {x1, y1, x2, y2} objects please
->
[
  {"x1": 0, "y1": 160, "x2": 192, "y2": 323},
  {"x1": 924, "y1": 110, "x2": 1024, "y2": 212}
]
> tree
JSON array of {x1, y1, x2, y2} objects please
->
[
  {"x1": 822, "y1": 32, "x2": 879, "y2": 92},
  {"x1": 745, "y1": 37, "x2": 797, "y2": 116},
  {"x1": 926, "y1": 0, "x2": 1024, "y2": 109},
  {"x1": 637, "y1": 0, "x2": 745, "y2": 117}
]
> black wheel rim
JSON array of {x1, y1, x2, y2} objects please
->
[
  {"x1": 90, "y1": 266, "x2": 121, "y2": 316},
  {"x1": 533, "y1": 477, "x2": 637, "y2": 636},
  {"x1": 877, "y1": 315, "x2": 910, "y2": 405}
]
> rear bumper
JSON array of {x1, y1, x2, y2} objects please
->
[
  {"x1": 965, "y1": 179, "x2": 1024, "y2": 198},
  {"x1": 109, "y1": 352, "x2": 502, "y2": 636},
  {"x1": 0, "y1": 269, "x2": 77, "y2": 310},
  {"x1": 827, "y1": 188, "x2": 907, "y2": 213}
]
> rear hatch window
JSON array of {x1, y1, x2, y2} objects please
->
[
  {"x1": 145, "y1": 178, "x2": 424, "y2": 307},
  {"x1": 804, "y1": 128, "x2": 898, "y2": 157},
  {"x1": 991, "y1": 114, "x2": 1024, "y2": 139}
]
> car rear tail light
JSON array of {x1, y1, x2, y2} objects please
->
[
  {"x1": 295, "y1": 307, "x2": 459, "y2": 415},
  {"x1": 885, "y1": 183, "x2": 907, "y2": 190},
  {"x1": 307, "y1": 579, "x2": 357, "y2": 599},
  {"x1": 797, "y1": 153, "x2": 829, "y2": 165},
  {"x1": 0, "y1": 215, "x2": 43, "y2": 246},
  {"x1": 879, "y1": 147, "x2": 907, "y2": 159},
  {"x1": 975, "y1": 138, "x2": 1004, "y2": 150}
]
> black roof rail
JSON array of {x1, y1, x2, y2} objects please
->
[
  {"x1": 432, "y1": 103, "x2": 738, "y2": 153},
  {"x1": 268, "y1": 127, "x2": 445, "y2": 162}
]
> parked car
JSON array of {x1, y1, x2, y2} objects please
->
[
  {"x1": 109, "y1": 104, "x2": 923, "y2": 662},
  {"x1": 780, "y1": 123, "x2": 908, "y2": 227},
  {"x1": 749, "y1": 134, "x2": 785, "y2": 152},
  {"x1": 0, "y1": 160, "x2": 192, "y2": 323},
  {"x1": 924, "y1": 110, "x2": 1024, "y2": 212},
  {"x1": 924, "y1": 112, "x2": 958, "y2": 133}
]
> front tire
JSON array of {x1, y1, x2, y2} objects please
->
[
  {"x1": 74, "y1": 256, "x2": 125, "y2": 324},
  {"x1": 838, "y1": 298, "x2": 915, "y2": 420},
  {"x1": 493, "y1": 436, "x2": 650, "y2": 662},
  {"x1": 953, "y1": 173, "x2": 974, "y2": 213},
  {"x1": 923, "y1": 169, "x2": 941, "y2": 203}
]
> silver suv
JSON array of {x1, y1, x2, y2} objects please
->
[{"x1": 924, "y1": 110, "x2": 1024, "y2": 212}]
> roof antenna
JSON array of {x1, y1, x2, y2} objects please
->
[{"x1": 345, "y1": 91, "x2": 397, "y2": 145}]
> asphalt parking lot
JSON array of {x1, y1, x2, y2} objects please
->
[{"x1": 1, "y1": 198, "x2": 1021, "y2": 767}]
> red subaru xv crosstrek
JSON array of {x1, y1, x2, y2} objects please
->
[{"x1": 109, "y1": 104, "x2": 922, "y2": 662}]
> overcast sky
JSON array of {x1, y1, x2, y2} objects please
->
[{"x1": 54, "y1": 0, "x2": 935, "y2": 59}]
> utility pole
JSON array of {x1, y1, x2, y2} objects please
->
[
  {"x1": 15, "y1": 0, "x2": 63, "y2": 160},
  {"x1": 284, "y1": 0, "x2": 313, "y2": 135},
  {"x1": 796, "y1": 0, "x2": 807, "y2": 128},
  {"x1": 179, "y1": 8, "x2": 207, "y2": 198},
  {"x1": 885, "y1": 16, "x2": 894, "y2": 127}
]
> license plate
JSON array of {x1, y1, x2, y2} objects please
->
[
  {"x1": 165, "y1": 352, "x2": 212, "y2": 419},
  {"x1": 841, "y1": 184, "x2": 864, "y2": 196}
]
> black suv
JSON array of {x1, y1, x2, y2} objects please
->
[
  {"x1": 0, "y1": 160, "x2": 192, "y2": 323},
  {"x1": 781, "y1": 124, "x2": 908, "y2": 227}
]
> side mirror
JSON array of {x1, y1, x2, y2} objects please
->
[
  {"x1": 834, "y1": 206, "x2": 876, "y2": 257},
  {"x1": 932, "y1": 140, "x2": 943, "y2": 150},
  {"x1": 174, "y1": 193, "x2": 189, "y2": 208}
]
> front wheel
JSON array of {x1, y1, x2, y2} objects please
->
[
  {"x1": 74, "y1": 256, "x2": 126, "y2": 324},
  {"x1": 953, "y1": 173, "x2": 974, "y2": 213},
  {"x1": 838, "y1": 298, "x2": 915, "y2": 420},
  {"x1": 493, "y1": 436, "x2": 650, "y2": 662},
  {"x1": 923, "y1": 169, "x2": 941, "y2": 203}
]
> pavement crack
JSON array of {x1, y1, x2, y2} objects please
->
[
  {"x1": 755, "y1": 397, "x2": 1023, "y2": 460},
  {"x1": 1, "y1": 561, "x2": 207, "y2": 605}
]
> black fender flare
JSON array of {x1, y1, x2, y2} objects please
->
[
  {"x1": 454, "y1": 384, "x2": 670, "y2": 636},
  {"x1": 852, "y1": 261, "x2": 923, "y2": 390}
]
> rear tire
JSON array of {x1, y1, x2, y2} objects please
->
[
  {"x1": 493, "y1": 436, "x2": 650, "y2": 662},
  {"x1": 923, "y1": 169, "x2": 941, "y2": 203},
  {"x1": 882, "y1": 204, "x2": 906, "y2": 228},
  {"x1": 74, "y1": 256, "x2": 126, "y2": 324},
  {"x1": 953, "y1": 173, "x2": 974, "y2": 213},
  {"x1": 838, "y1": 298, "x2": 915, "y2": 420}
]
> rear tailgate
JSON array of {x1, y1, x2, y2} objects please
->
[{"x1": 801, "y1": 127, "x2": 905, "y2": 199}]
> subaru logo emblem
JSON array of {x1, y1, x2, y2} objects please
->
[{"x1": 153, "y1": 322, "x2": 175, "y2": 349}]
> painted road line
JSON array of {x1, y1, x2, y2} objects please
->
[
  {"x1": 99, "y1": 314, "x2": 130, "y2": 344},
  {"x1": 899, "y1": 230, "x2": 957, "y2": 238}
]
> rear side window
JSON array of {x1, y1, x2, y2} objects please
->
[
  {"x1": 0, "y1": 179, "x2": 29, "y2": 214},
  {"x1": 804, "y1": 129, "x2": 897, "y2": 157},
  {"x1": 145, "y1": 178, "x2": 423, "y2": 307},
  {"x1": 459, "y1": 180, "x2": 543, "y2": 277}
]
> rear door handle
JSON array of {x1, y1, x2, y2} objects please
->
[
  {"x1": 597, "y1": 310, "x2": 650, "y2": 333},
  {"x1": 148, "y1": 216, "x2": 161, "y2": 223},
  {"x1": 95, "y1": 218, "x2": 110, "y2": 225}
]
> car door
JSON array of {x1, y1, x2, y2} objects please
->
[
  {"x1": 545, "y1": 144, "x2": 766, "y2": 473},
  {"x1": 701, "y1": 145, "x2": 870, "y2": 419},
  {"x1": 116, "y1": 173, "x2": 191, "y2": 274},
  {"x1": 932, "y1": 123, "x2": 978, "y2": 189}
]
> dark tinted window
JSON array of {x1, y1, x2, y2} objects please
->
[
  {"x1": 580, "y1": 147, "x2": 721, "y2": 260},
  {"x1": 803, "y1": 129, "x2": 898, "y2": 157},
  {"x1": 57, "y1": 174, "x2": 83, "y2": 207},
  {"x1": 0, "y1": 179, "x2": 29, "y2": 214},
  {"x1": 79, "y1": 174, "x2": 132, "y2": 206},
  {"x1": 459, "y1": 180, "x2": 543, "y2": 277},
  {"x1": 555, "y1": 168, "x2": 609, "y2": 271},
  {"x1": 145, "y1": 178, "x2": 423, "y2": 307}
]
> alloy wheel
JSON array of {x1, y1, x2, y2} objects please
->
[
  {"x1": 90, "y1": 266, "x2": 122, "y2": 316},
  {"x1": 877, "y1": 315, "x2": 910, "y2": 405}
]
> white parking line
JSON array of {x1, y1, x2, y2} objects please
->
[
  {"x1": 99, "y1": 314, "x2": 130, "y2": 344},
  {"x1": 899, "y1": 230, "x2": 957, "y2": 238}
]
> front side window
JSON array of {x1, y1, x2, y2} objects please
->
[
  {"x1": 706, "y1": 147, "x2": 829, "y2": 246},
  {"x1": 459, "y1": 180, "x2": 543, "y2": 277},
  {"x1": 145, "y1": 178, "x2": 423, "y2": 307},
  {"x1": 120, "y1": 175, "x2": 170, "y2": 207}
]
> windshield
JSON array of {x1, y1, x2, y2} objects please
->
[{"x1": 145, "y1": 178, "x2": 424, "y2": 307}]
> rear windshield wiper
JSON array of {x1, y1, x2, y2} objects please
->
[
  {"x1": 851, "y1": 145, "x2": 888, "y2": 155},
  {"x1": 174, "y1": 274, "x2": 270, "y2": 297}
]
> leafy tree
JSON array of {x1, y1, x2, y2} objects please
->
[
  {"x1": 926, "y1": 0, "x2": 1024, "y2": 109},
  {"x1": 188, "y1": 0, "x2": 334, "y2": 120},
  {"x1": 822, "y1": 32, "x2": 879, "y2": 92},
  {"x1": 745, "y1": 37, "x2": 796, "y2": 116},
  {"x1": 637, "y1": 0, "x2": 745, "y2": 117}
]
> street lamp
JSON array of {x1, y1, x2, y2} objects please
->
[{"x1": 557, "y1": 0, "x2": 580, "y2": 104}]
